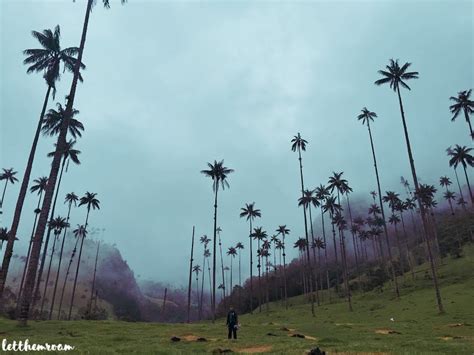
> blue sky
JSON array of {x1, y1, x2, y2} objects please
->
[{"x1": 1, "y1": 0, "x2": 472, "y2": 284}]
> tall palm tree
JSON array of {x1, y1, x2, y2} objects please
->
[
  {"x1": 357, "y1": 107, "x2": 400, "y2": 297},
  {"x1": 88, "y1": 239, "x2": 101, "y2": 316},
  {"x1": 440, "y1": 176, "x2": 455, "y2": 215},
  {"x1": 388, "y1": 214, "x2": 405, "y2": 278},
  {"x1": 198, "y1": 235, "x2": 210, "y2": 319},
  {"x1": 216, "y1": 227, "x2": 226, "y2": 303},
  {"x1": 17, "y1": 0, "x2": 124, "y2": 326},
  {"x1": 315, "y1": 184, "x2": 331, "y2": 296},
  {"x1": 0, "y1": 168, "x2": 18, "y2": 211},
  {"x1": 201, "y1": 160, "x2": 234, "y2": 321},
  {"x1": 294, "y1": 238, "x2": 308, "y2": 293},
  {"x1": 239, "y1": 202, "x2": 261, "y2": 313},
  {"x1": 375, "y1": 58, "x2": 443, "y2": 312},
  {"x1": 0, "y1": 25, "x2": 83, "y2": 300},
  {"x1": 16, "y1": 177, "x2": 48, "y2": 304},
  {"x1": 251, "y1": 226, "x2": 267, "y2": 312},
  {"x1": 49, "y1": 193, "x2": 78, "y2": 319},
  {"x1": 448, "y1": 145, "x2": 473, "y2": 205},
  {"x1": 260, "y1": 242, "x2": 271, "y2": 309},
  {"x1": 33, "y1": 140, "x2": 81, "y2": 306},
  {"x1": 276, "y1": 225, "x2": 290, "y2": 308},
  {"x1": 332, "y1": 213, "x2": 352, "y2": 311},
  {"x1": 193, "y1": 264, "x2": 201, "y2": 314},
  {"x1": 291, "y1": 133, "x2": 315, "y2": 316},
  {"x1": 322, "y1": 195, "x2": 341, "y2": 291},
  {"x1": 68, "y1": 192, "x2": 100, "y2": 320},
  {"x1": 235, "y1": 242, "x2": 244, "y2": 310},
  {"x1": 40, "y1": 216, "x2": 69, "y2": 314},
  {"x1": 394, "y1": 201, "x2": 415, "y2": 280},
  {"x1": 226, "y1": 247, "x2": 237, "y2": 303},
  {"x1": 449, "y1": 89, "x2": 474, "y2": 140}
]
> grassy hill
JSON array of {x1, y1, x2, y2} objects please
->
[{"x1": 1, "y1": 245, "x2": 473, "y2": 354}]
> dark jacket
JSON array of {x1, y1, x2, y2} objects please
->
[{"x1": 226, "y1": 310, "x2": 238, "y2": 327}]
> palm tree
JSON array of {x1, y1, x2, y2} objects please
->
[
  {"x1": 260, "y1": 243, "x2": 271, "y2": 309},
  {"x1": 239, "y1": 202, "x2": 261, "y2": 313},
  {"x1": 68, "y1": 192, "x2": 100, "y2": 320},
  {"x1": 186, "y1": 226, "x2": 195, "y2": 324},
  {"x1": 449, "y1": 89, "x2": 473, "y2": 140},
  {"x1": 0, "y1": 168, "x2": 18, "y2": 211},
  {"x1": 235, "y1": 242, "x2": 244, "y2": 310},
  {"x1": 291, "y1": 133, "x2": 315, "y2": 316},
  {"x1": 0, "y1": 228, "x2": 8, "y2": 251},
  {"x1": 322, "y1": 195, "x2": 341, "y2": 291},
  {"x1": 193, "y1": 264, "x2": 201, "y2": 315},
  {"x1": 0, "y1": 25, "x2": 83, "y2": 300},
  {"x1": 357, "y1": 107, "x2": 400, "y2": 297},
  {"x1": 332, "y1": 213, "x2": 352, "y2": 311},
  {"x1": 198, "y1": 235, "x2": 210, "y2": 319},
  {"x1": 251, "y1": 226, "x2": 267, "y2": 312},
  {"x1": 294, "y1": 238, "x2": 308, "y2": 293},
  {"x1": 440, "y1": 176, "x2": 455, "y2": 215},
  {"x1": 375, "y1": 58, "x2": 443, "y2": 312},
  {"x1": 201, "y1": 160, "x2": 234, "y2": 321},
  {"x1": 40, "y1": 216, "x2": 69, "y2": 315},
  {"x1": 33, "y1": 140, "x2": 81, "y2": 306},
  {"x1": 315, "y1": 184, "x2": 331, "y2": 296},
  {"x1": 16, "y1": 177, "x2": 48, "y2": 304},
  {"x1": 276, "y1": 225, "x2": 290, "y2": 308},
  {"x1": 227, "y1": 247, "x2": 237, "y2": 303},
  {"x1": 448, "y1": 145, "x2": 473, "y2": 205},
  {"x1": 48, "y1": 193, "x2": 78, "y2": 319},
  {"x1": 216, "y1": 227, "x2": 226, "y2": 303},
  {"x1": 394, "y1": 201, "x2": 415, "y2": 280},
  {"x1": 388, "y1": 214, "x2": 405, "y2": 279},
  {"x1": 16, "y1": 0, "x2": 124, "y2": 326},
  {"x1": 42, "y1": 103, "x2": 85, "y2": 140}
]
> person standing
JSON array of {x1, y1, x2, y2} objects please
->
[{"x1": 226, "y1": 306, "x2": 238, "y2": 340}]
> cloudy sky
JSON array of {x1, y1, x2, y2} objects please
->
[{"x1": 1, "y1": 0, "x2": 472, "y2": 285}]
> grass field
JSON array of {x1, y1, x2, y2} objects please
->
[{"x1": 1, "y1": 245, "x2": 473, "y2": 354}]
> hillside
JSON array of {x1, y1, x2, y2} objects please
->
[{"x1": 1, "y1": 244, "x2": 473, "y2": 354}]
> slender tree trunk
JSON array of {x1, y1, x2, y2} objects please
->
[
  {"x1": 321, "y1": 208, "x2": 330, "y2": 299},
  {"x1": 212, "y1": 187, "x2": 218, "y2": 322},
  {"x1": 17, "y1": 191, "x2": 43, "y2": 306},
  {"x1": 462, "y1": 165, "x2": 474, "y2": 205},
  {"x1": 396, "y1": 87, "x2": 444, "y2": 313},
  {"x1": 34, "y1": 156, "x2": 66, "y2": 309},
  {"x1": 308, "y1": 205, "x2": 319, "y2": 305},
  {"x1": 282, "y1": 236, "x2": 288, "y2": 309},
  {"x1": 199, "y1": 254, "x2": 205, "y2": 320},
  {"x1": 67, "y1": 207, "x2": 91, "y2": 320},
  {"x1": 346, "y1": 196, "x2": 361, "y2": 284},
  {"x1": 330, "y1": 215, "x2": 340, "y2": 292},
  {"x1": 18, "y1": 0, "x2": 93, "y2": 325},
  {"x1": 229, "y1": 257, "x2": 233, "y2": 304},
  {"x1": 0, "y1": 85, "x2": 52, "y2": 300},
  {"x1": 87, "y1": 241, "x2": 100, "y2": 316},
  {"x1": 195, "y1": 272, "x2": 199, "y2": 318},
  {"x1": 366, "y1": 120, "x2": 399, "y2": 298},
  {"x1": 187, "y1": 226, "x2": 195, "y2": 323},
  {"x1": 339, "y1": 229, "x2": 352, "y2": 311},
  {"x1": 400, "y1": 212, "x2": 415, "y2": 280},
  {"x1": 392, "y1": 221, "x2": 405, "y2": 281},
  {"x1": 257, "y1": 239, "x2": 262, "y2": 312},
  {"x1": 48, "y1": 203, "x2": 72, "y2": 320},
  {"x1": 57, "y1": 236, "x2": 80, "y2": 320},
  {"x1": 238, "y1": 251, "x2": 241, "y2": 311},
  {"x1": 464, "y1": 110, "x2": 473, "y2": 141},
  {"x1": 39, "y1": 231, "x2": 59, "y2": 315},
  {"x1": 249, "y1": 219, "x2": 253, "y2": 314},
  {"x1": 0, "y1": 181, "x2": 8, "y2": 209},
  {"x1": 218, "y1": 232, "x2": 225, "y2": 304},
  {"x1": 161, "y1": 287, "x2": 167, "y2": 321},
  {"x1": 453, "y1": 167, "x2": 467, "y2": 211}
]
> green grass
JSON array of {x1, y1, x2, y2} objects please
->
[{"x1": 1, "y1": 245, "x2": 473, "y2": 354}]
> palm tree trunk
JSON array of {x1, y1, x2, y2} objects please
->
[
  {"x1": 396, "y1": 86, "x2": 444, "y2": 313},
  {"x1": 249, "y1": 219, "x2": 253, "y2": 314},
  {"x1": 265, "y1": 255, "x2": 269, "y2": 309},
  {"x1": 218, "y1": 232, "x2": 225, "y2": 304},
  {"x1": 229, "y1": 257, "x2": 233, "y2": 304},
  {"x1": 462, "y1": 165, "x2": 474, "y2": 205},
  {"x1": 453, "y1": 167, "x2": 467, "y2": 211},
  {"x1": 16, "y1": 191, "x2": 43, "y2": 306},
  {"x1": 0, "y1": 85, "x2": 52, "y2": 300},
  {"x1": 257, "y1": 239, "x2": 262, "y2": 312},
  {"x1": 187, "y1": 226, "x2": 195, "y2": 323},
  {"x1": 34, "y1": 156, "x2": 66, "y2": 309},
  {"x1": 39, "y1": 232, "x2": 59, "y2": 315},
  {"x1": 48, "y1": 203, "x2": 72, "y2": 320},
  {"x1": 199, "y1": 254, "x2": 205, "y2": 320},
  {"x1": 88, "y1": 241, "x2": 100, "y2": 316},
  {"x1": 399, "y1": 212, "x2": 415, "y2": 280},
  {"x1": 238, "y1": 251, "x2": 241, "y2": 311},
  {"x1": 212, "y1": 187, "x2": 218, "y2": 322},
  {"x1": 57, "y1": 236, "x2": 80, "y2": 320},
  {"x1": 330, "y1": 215, "x2": 340, "y2": 292},
  {"x1": 0, "y1": 181, "x2": 8, "y2": 209},
  {"x1": 366, "y1": 120, "x2": 399, "y2": 298},
  {"x1": 297, "y1": 147, "x2": 315, "y2": 316},
  {"x1": 321, "y1": 208, "x2": 331, "y2": 299},
  {"x1": 393, "y1": 222, "x2": 405, "y2": 281},
  {"x1": 308, "y1": 205, "x2": 319, "y2": 305},
  {"x1": 346, "y1": 196, "x2": 361, "y2": 283},
  {"x1": 339, "y1": 229, "x2": 352, "y2": 311},
  {"x1": 18, "y1": 0, "x2": 93, "y2": 325},
  {"x1": 464, "y1": 109, "x2": 473, "y2": 140},
  {"x1": 282, "y1": 236, "x2": 288, "y2": 309},
  {"x1": 68, "y1": 207, "x2": 91, "y2": 320}
]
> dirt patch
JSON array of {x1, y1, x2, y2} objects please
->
[
  {"x1": 288, "y1": 333, "x2": 317, "y2": 340},
  {"x1": 280, "y1": 327, "x2": 296, "y2": 332},
  {"x1": 182, "y1": 335, "x2": 199, "y2": 341},
  {"x1": 447, "y1": 323, "x2": 468, "y2": 327},
  {"x1": 374, "y1": 329, "x2": 401, "y2": 335},
  {"x1": 238, "y1": 345, "x2": 272, "y2": 353},
  {"x1": 440, "y1": 336, "x2": 462, "y2": 341}
]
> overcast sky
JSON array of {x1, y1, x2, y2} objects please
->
[{"x1": 1, "y1": 0, "x2": 472, "y2": 285}]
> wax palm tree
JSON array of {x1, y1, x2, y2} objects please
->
[
  {"x1": 0, "y1": 168, "x2": 18, "y2": 210},
  {"x1": 40, "y1": 216, "x2": 69, "y2": 314},
  {"x1": 16, "y1": 177, "x2": 48, "y2": 303},
  {"x1": 291, "y1": 133, "x2": 315, "y2": 316},
  {"x1": 201, "y1": 160, "x2": 234, "y2": 321},
  {"x1": 375, "y1": 58, "x2": 443, "y2": 312},
  {"x1": 294, "y1": 238, "x2": 308, "y2": 293},
  {"x1": 333, "y1": 213, "x2": 352, "y2": 311},
  {"x1": 17, "y1": 0, "x2": 125, "y2": 325},
  {"x1": 394, "y1": 200, "x2": 415, "y2": 279},
  {"x1": 448, "y1": 145, "x2": 473, "y2": 204},
  {"x1": 216, "y1": 227, "x2": 226, "y2": 302},
  {"x1": 322, "y1": 195, "x2": 341, "y2": 291},
  {"x1": 260, "y1": 245, "x2": 271, "y2": 309},
  {"x1": 449, "y1": 89, "x2": 474, "y2": 140},
  {"x1": 251, "y1": 226, "x2": 267, "y2": 312},
  {"x1": 276, "y1": 225, "x2": 290, "y2": 308},
  {"x1": 198, "y1": 235, "x2": 210, "y2": 319},
  {"x1": 315, "y1": 184, "x2": 331, "y2": 295},
  {"x1": 388, "y1": 213, "x2": 405, "y2": 278},
  {"x1": 48, "y1": 193, "x2": 78, "y2": 319},
  {"x1": 33, "y1": 140, "x2": 81, "y2": 306},
  {"x1": 235, "y1": 242, "x2": 244, "y2": 310},
  {"x1": 68, "y1": 192, "x2": 100, "y2": 320},
  {"x1": 443, "y1": 191, "x2": 456, "y2": 215},
  {"x1": 370, "y1": 191, "x2": 377, "y2": 203},
  {"x1": 42, "y1": 103, "x2": 85, "y2": 140},
  {"x1": 239, "y1": 202, "x2": 261, "y2": 313},
  {"x1": 0, "y1": 25, "x2": 83, "y2": 300},
  {"x1": 446, "y1": 146, "x2": 467, "y2": 210},
  {"x1": 227, "y1": 247, "x2": 237, "y2": 302},
  {"x1": 358, "y1": 107, "x2": 399, "y2": 296},
  {"x1": 193, "y1": 265, "x2": 201, "y2": 311},
  {"x1": 186, "y1": 225, "x2": 195, "y2": 323}
]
